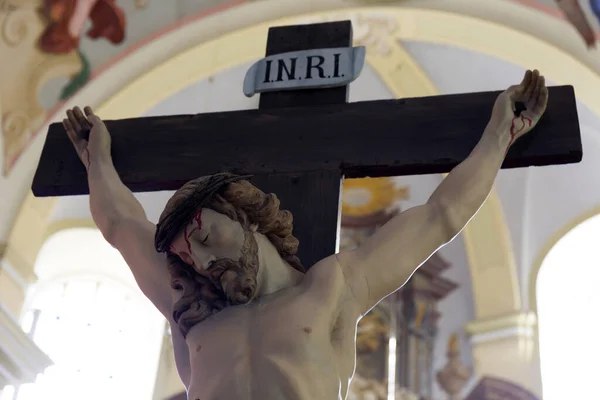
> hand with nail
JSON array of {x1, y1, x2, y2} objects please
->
[
  {"x1": 63, "y1": 106, "x2": 112, "y2": 170},
  {"x1": 488, "y1": 69, "x2": 549, "y2": 148}
]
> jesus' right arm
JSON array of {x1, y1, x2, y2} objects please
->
[{"x1": 63, "y1": 106, "x2": 191, "y2": 388}]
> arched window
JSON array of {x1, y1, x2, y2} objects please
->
[
  {"x1": 537, "y1": 214, "x2": 600, "y2": 400},
  {"x1": 1, "y1": 228, "x2": 165, "y2": 400}
]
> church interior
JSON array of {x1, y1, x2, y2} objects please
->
[{"x1": 1, "y1": 1, "x2": 600, "y2": 399}]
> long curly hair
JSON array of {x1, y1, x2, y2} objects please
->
[{"x1": 158, "y1": 177, "x2": 304, "y2": 337}]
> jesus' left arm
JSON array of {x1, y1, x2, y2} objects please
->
[{"x1": 336, "y1": 70, "x2": 549, "y2": 316}]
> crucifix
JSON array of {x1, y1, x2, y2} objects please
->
[
  {"x1": 32, "y1": 20, "x2": 581, "y2": 400},
  {"x1": 32, "y1": 20, "x2": 581, "y2": 268}
]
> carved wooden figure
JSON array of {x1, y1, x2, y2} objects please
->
[{"x1": 33, "y1": 20, "x2": 580, "y2": 400}]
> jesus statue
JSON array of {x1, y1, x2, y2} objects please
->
[{"x1": 60, "y1": 70, "x2": 548, "y2": 400}]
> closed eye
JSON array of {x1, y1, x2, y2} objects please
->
[{"x1": 201, "y1": 233, "x2": 210, "y2": 245}]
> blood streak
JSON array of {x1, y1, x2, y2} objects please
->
[
  {"x1": 507, "y1": 114, "x2": 533, "y2": 153},
  {"x1": 183, "y1": 208, "x2": 204, "y2": 254}
]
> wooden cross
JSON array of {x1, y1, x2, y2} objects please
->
[{"x1": 32, "y1": 21, "x2": 582, "y2": 269}]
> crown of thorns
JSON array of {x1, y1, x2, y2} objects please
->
[{"x1": 154, "y1": 173, "x2": 251, "y2": 253}]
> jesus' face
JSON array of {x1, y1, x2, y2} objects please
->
[{"x1": 169, "y1": 208, "x2": 260, "y2": 306}]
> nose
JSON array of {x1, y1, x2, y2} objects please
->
[{"x1": 192, "y1": 246, "x2": 216, "y2": 270}]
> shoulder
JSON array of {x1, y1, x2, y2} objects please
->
[
  {"x1": 303, "y1": 255, "x2": 344, "y2": 294},
  {"x1": 302, "y1": 255, "x2": 361, "y2": 318}
]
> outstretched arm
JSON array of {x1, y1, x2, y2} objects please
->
[
  {"x1": 64, "y1": 107, "x2": 191, "y2": 387},
  {"x1": 337, "y1": 70, "x2": 549, "y2": 316},
  {"x1": 63, "y1": 107, "x2": 172, "y2": 316}
]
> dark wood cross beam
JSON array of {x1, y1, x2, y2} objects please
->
[{"x1": 32, "y1": 21, "x2": 582, "y2": 268}]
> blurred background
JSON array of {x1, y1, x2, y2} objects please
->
[{"x1": 2, "y1": 1, "x2": 600, "y2": 399}]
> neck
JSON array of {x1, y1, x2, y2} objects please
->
[{"x1": 254, "y1": 234, "x2": 303, "y2": 297}]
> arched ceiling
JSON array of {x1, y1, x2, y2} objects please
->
[
  {"x1": 49, "y1": 37, "x2": 600, "y2": 312},
  {"x1": 3, "y1": 0, "x2": 600, "y2": 316}
]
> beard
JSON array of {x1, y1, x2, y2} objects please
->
[
  {"x1": 170, "y1": 229, "x2": 259, "y2": 337},
  {"x1": 205, "y1": 229, "x2": 260, "y2": 305}
]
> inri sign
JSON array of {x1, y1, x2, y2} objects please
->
[{"x1": 243, "y1": 46, "x2": 366, "y2": 97}]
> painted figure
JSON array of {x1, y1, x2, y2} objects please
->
[
  {"x1": 61, "y1": 70, "x2": 548, "y2": 400},
  {"x1": 556, "y1": 0, "x2": 600, "y2": 48},
  {"x1": 40, "y1": 0, "x2": 125, "y2": 54}
]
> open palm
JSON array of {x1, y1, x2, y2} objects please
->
[{"x1": 490, "y1": 69, "x2": 549, "y2": 145}]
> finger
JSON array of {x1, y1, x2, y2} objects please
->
[
  {"x1": 73, "y1": 106, "x2": 91, "y2": 130},
  {"x1": 523, "y1": 70, "x2": 538, "y2": 102},
  {"x1": 66, "y1": 109, "x2": 81, "y2": 132},
  {"x1": 532, "y1": 75, "x2": 544, "y2": 105},
  {"x1": 520, "y1": 70, "x2": 532, "y2": 91},
  {"x1": 529, "y1": 75, "x2": 543, "y2": 111},
  {"x1": 84, "y1": 106, "x2": 103, "y2": 126},
  {"x1": 63, "y1": 118, "x2": 77, "y2": 142},
  {"x1": 83, "y1": 106, "x2": 95, "y2": 119},
  {"x1": 63, "y1": 119, "x2": 86, "y2": 154},
  {"x1": 533, "y1": 78, "x2": 549, "y2": 114}
]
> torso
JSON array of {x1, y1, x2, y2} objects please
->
[{"x1": 182, "y1": 258, "x2": 359, "y2": 400}]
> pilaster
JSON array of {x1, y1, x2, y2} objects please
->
[{"x1": 465, "y1": 311, "x2": 542, "y2": 397}]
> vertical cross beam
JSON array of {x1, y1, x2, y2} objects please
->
[{"x1": 250, "y1": 21, "x2": 352, "y2": 268}]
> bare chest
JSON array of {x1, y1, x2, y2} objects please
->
[{"x1": 185, "y1": 286, "x2": 357, "y2": 400}]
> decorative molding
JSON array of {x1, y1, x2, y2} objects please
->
[
  {"x1": 0, "y1": 256, "x2": 32, "y2": 290},
  {"x1": 0, "y1": 302, "x2": 53, "y2": 386},
  {"x1": 2, "y1": 245, "x2": 37, "y2": 287},
  {"x1": 27, "y1": 1, "x2": 600, "y2": 128},
  {"x1": 462, "y1": 191, "x2": 522, "y2": 318},
  {"x1": 44, "y1": 218, "x2": 98, "y2": 242},
  {"x1": 296, "y1": 11, "x2": 398, "y2": 56},
  {"x1": 1, "y1": 6, "x2": 33, "y2": 47},
  {"x1": 465, "y1": 311, "x2": 537, "y2": 341},
  {"x1": 0, "y1": 3, "x2": 82, "y2": 174},
  {"x1": 465, "y1": 311, "x2": 540, "y2": 390}
]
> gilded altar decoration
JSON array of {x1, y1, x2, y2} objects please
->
[
  {"x1": 342, "y1": 177, "x2": 408, "y2": 218},
  {"x1": 437, "y1": 333, "x2": 472, "y2": 400},
  {"x1": 341, "y1": 178, "x2": 461, "y2": 400}
]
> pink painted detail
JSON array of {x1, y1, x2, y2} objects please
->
[
  {"x1": 9, "y1": 0, "x2": 249, "y2": 173},
  {"x1": 69, "y1": 0, "x2": 100, "y2": 38},
  {"x1": 508, "y1": 0, "x2": 564, "y2": 18},
  {"x1": 90, "y1": 0, "x2": 248, "y2": 81}
]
